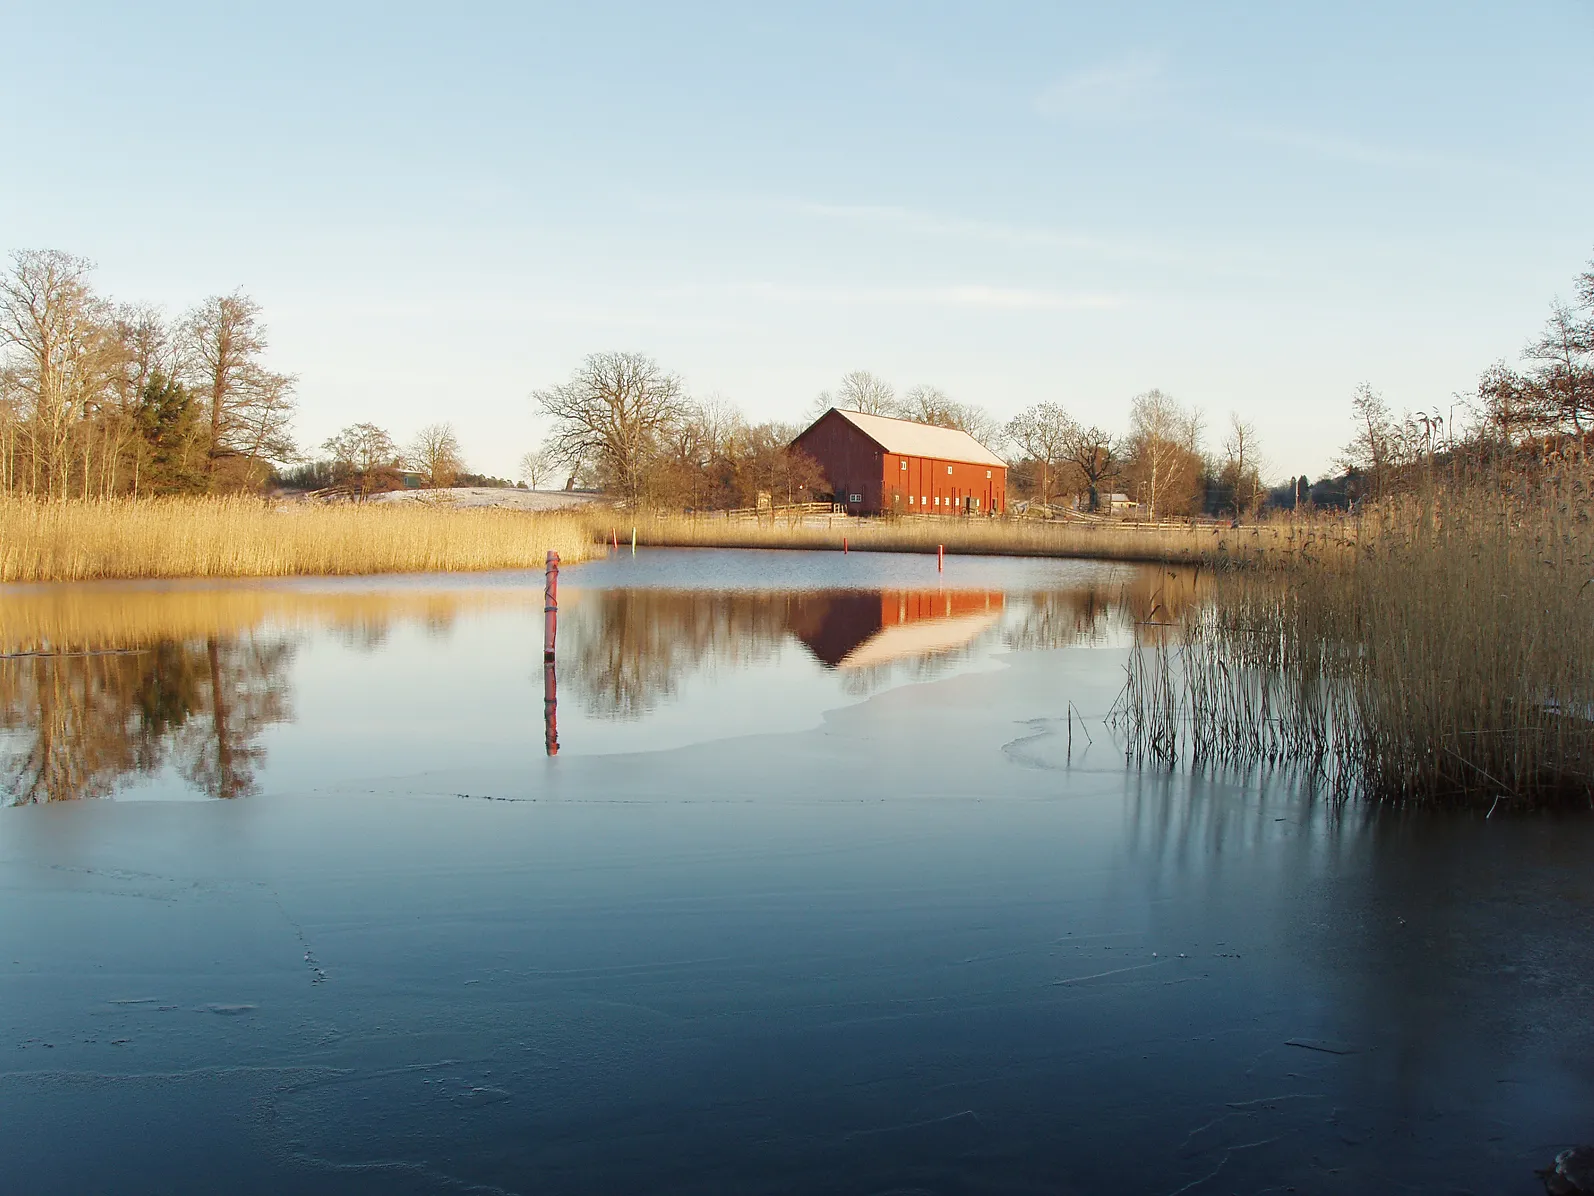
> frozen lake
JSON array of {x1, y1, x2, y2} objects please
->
[{"x1": 1, "y1": 549, "x2": 1590, "y2": 1193}]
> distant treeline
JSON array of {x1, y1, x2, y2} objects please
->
[{"x1": 7, "y1": 244, "x2": 1589, "y2": 512}]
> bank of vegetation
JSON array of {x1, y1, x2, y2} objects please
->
[
  {"x1": 0, "y1": 497, "x2": 595, "y2": 582},
  {"x1": 618, "y1": 508, "x2": 1347, "y2": 568},
  {"x1": 1113, "y1": 252, "x2": 1594, "y2": 809}
]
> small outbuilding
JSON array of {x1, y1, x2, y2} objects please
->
[{"x1": 790, "y1": 408, "x2": 1007, "y2": 516}]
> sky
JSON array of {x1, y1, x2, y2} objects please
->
[{"x1": 4, "y1": 1, "x2": 1593, "y2": 482}]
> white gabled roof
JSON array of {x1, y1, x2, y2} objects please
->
[{"x1": 814, "y1": 409, "x2": 1008, "y2": 469}]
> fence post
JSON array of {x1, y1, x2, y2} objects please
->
[
  {"x1": 544, "y1": 551, "x2": 559, "y2": 661},
  {"x1": 543, "y1": 550, "x2": 559, "y2": 755}
]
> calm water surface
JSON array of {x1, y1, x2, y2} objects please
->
[{"x1": 0, "y1": 549, "x2": 1589, "y2": 1194}]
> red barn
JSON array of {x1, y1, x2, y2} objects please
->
[{"x1": 790, "y1": 408, "x2": 1008, "y2": 516}]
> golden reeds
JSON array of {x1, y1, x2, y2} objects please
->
[
  {"x1": 611, "y1": 509, "x2": 1355, "y2": 569},
  {"x1": 0, "y1": 497, "x2": 596, "y2": 583},
  {"x1": 1111, "y1": 471, "x2": 1594, "y2": 808}
]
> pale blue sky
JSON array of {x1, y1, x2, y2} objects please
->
[{"x1": 5, "y1": 1, "x2": 1592, "y2": 480}]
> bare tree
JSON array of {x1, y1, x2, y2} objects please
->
[
  {"x1": 1059, "y1": 423, "x2": 1118, "y2": 511},
  {"x1": 1338, "y1": 383, "x2": 1396, "y2": 499},
  {"x1": 812, "y1": 369, "x2": 897, "y2": 418},
  {"x1": 1525, "y1": 299, "x2": 1594, "y2": 434},
  {"x1": 1220, "y1": 414, "x2": 1263, "y2": 516},
  {"x1": 409, "y1": 422, "x2": 463, "y2": 488},
  {"x1": 1473, "y1": 362, "x2": 1548, "y2": 447},
  {"x1": 1127, "y1": 389, "x2": 1202, "y2": 517},
  {"x1": 898, "y1": 384, "x2": 1002, "y2": 445},
  {"x1": 1005, "y1": 402, "x2": 1073, "y2": 508},
  {"x1": 534, "y1": 352, "x2": 688, "y2": 504},
  {"x1": 517, "y1": 449, "x2": 548, "y2": 489},
  {"x1": 324, "y1": 422, "x2": 399, "y2": 498},
  {"x1": 184, "y1": 291, "x2": 265, "y2": 471},
  {"x1": 0, "y1": 250, "x2": 120, "y2": 497},
  {"x1": 183, "y1": 291, "x2": 294, "y2": 482}
]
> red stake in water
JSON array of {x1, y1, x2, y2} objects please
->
[
  {"x1": 611, "y1": 527, "x2": 618, "y2": 551},
  {"x1": 938, "y1": 544, "x2": 945, "y2": 573},
  {"x1": 843, "y1": 537, "x2": 848, "y2": 553},
  {"x1": 544, "y1": 550, "x2": 560, "y2": 756},
  {"x1": 544, "y1": 550, "x2": 560, "y2": 661}
]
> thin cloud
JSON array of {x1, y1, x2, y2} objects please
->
[
  {"x1": 785, "y1": 200, "x2": 1183, "y2": 266},
  {"x1": 1034, "y1": 52, "x2": 1168, "y2": 121},
  {"x1": 675, "y1": 282, "x2": 1124, "y2": 311},
  {"x1": 1232, "y1": 124, "x2": 1474, "y2": 171}
]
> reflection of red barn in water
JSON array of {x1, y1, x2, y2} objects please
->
[{"x1": 790, "y1": 591, "x2": 1006, "y2": 669}]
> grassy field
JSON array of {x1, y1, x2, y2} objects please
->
[
  {"x1": 611, "y1": 509, "x2": 1355, "y2": 569},
  {"x1": 1110, "y1": 470, "x2": 1594, "y2": 809},
  {"x1": 0, "y1": 497, "x2": 597, "y2": 583}
]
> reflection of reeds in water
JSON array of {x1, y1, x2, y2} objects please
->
[
  {"x1": 0, "y1": 585, "x2": 535, "y2": 654},
  {"x1": 1111, "y1": 478, "x2": 1594, "y2": 808},
  {"x1": 0, "y1": 586, "x2": 534, "y2": 804},
  {"x1": 0, "y1": 497, "x2": 595, "y2": 582}
]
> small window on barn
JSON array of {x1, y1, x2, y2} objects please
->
[
  {"x1": 947, "y1": 465, "x2": 953, "y2": 475},
  {"x1": 900, "y1": 459, "x2": 907, "y2": 470},
  {"x1": 986, "y1": 469, "x2": 992, "y2": 479},
  {"x1": 908, "y1": 495, "x2": 915, "y2": 504}
]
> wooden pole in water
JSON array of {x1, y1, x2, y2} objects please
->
[
  {"x1": 938, "y1": 544, "x2": 944, "y2": 572},
  {"x1": 631, "y1": 527, "x2": 636, "y2": 556},
  {"x1": 843, "y1": 536, "x2": 848, "y2": 553},
  {"x1": 543, "y1": 550, "x2": 559, "y2": 755},
  {"x1": 611, "y1": 527, "x2": 618, "y2": 550},
  {"x1": 543, "y1": 551, "x2": 559, "y2": 660},
  {"x1": 544, "y1": 660, "x2": 559, "y2": 756}
]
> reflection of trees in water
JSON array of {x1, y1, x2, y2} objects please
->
[
  {"x1": 0, "y1": 634, "x2": 294, "y2": 804},
  {"x1": 563, "y1": 590, "x2": 790, "y2": 719},
  {"x1": 565, "y1": 576, "x2": 1211, "y2": 718},
  {"x1": 1004, "y1": 586, "x2": 1122, "y2": 650},
  {"x1": 1004, "y1": 569, "x2": 1212, "y2": 652}
]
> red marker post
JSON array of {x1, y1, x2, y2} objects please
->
[
  {"x1": 938, "y1": 544, "x2": 945, "y2": 573},
  {"x1": 543, "y1": 551, "x2": 559, "y2": 661},
  {"x1": 543, "y1": 551, "x2": 560, "y2": 756}
]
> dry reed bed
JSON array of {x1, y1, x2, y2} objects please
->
[
  {"x1": 611, "y1": 511, "x2": 1357, "y2": 569},
  {"x1": 0, "y1": 498, "x2": 597, "y2": 583},
  {"x1": 1111, "y1": 475, "x2": 1594, "y2": 808}
]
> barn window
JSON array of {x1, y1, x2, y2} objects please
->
[
  {"x1": 947, "y1": 465, "x2": 953, "y2": 475},
  {"x1": 908, "y1": 495, "x2": 915, "y2": 504},
  {"x1": 986, "y1": 470, "x2": 992, "y2": 479},
  {"x1": 900, "y1": 459, "x2": 907, "y2": 470}
]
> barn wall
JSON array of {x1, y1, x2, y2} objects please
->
[
  {"x1": 892, "y1": 455, "x2": 1005, "y2": 515},
  {"x1": 792, "y1": 412, "x2": 1007, "y2": 515},
  {"x1": 791, "y1": 412, "x2": 885, "y2": 511}
]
